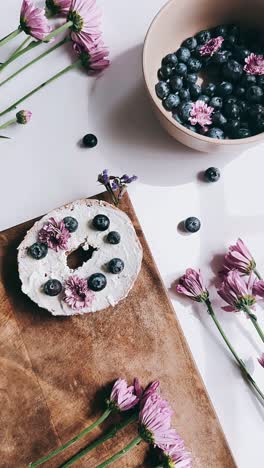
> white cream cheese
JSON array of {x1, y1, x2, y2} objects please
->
[{"x1": 18, "y1": 199, "x2": 143, "y2": 316}]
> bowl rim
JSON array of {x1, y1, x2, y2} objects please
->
[{"x1": 142, "y1": 0, "x2": 264, "y2": 146}]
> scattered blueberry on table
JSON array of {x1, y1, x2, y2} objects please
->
[
  {"x1": 204, "y1": 167, "x2": 221, "y2": 182},
  {"x1": 184, "y1": 217, "x2": 201, "y2": 233},
  {"x1": 82, "y1": 133, "x2": 98, "y2": 147},
  {"x1": 155, "y1": 24, "x2": 264, "y2": 139}
]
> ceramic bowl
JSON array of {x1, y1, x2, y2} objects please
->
[{"x1": 143, "y1": 0, "x2": 264, "y2": 152}]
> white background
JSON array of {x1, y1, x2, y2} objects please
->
[{"x1": 1, "y1": 1, "x2": 264, "y2": 467}]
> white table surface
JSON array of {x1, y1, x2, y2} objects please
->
[{"x1": 1, "y1": 1, "x2": 264, "y2": 467}]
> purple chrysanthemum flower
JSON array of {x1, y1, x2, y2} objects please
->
[
  {"x1": 176, "y1": 268, "x2": 209, "y2": 302},
  {"x1": 134, "y1": 378, "x2": 160, "y2": 408},
  {"x1": 162, "y1": 441, "x2": 192, "y2": 468},
  {"x1": 189, "y1": 101, "x2": 214, "y2": 129},
  {"x1": 222, "y1": 238, "x2": 256, "y2": 276},
  {"x1": 217, "y1": 270, "x2": 258, "y2": 312},
  {"x1": 73, "y1": 41, "x2": 110, "y2": 72},
  {"x1": 244, "y1": 53, "x2": 264, "y2": 75},
  {"x1": 46, "y1": 0, "x2": 71, "y2": 17},
  {"x1": 20, "y1": 0, "x2": 51, "y2": 41},
  {"x1": 38, "y1": 217, "x2": 70, "y2": 251},
  {"x1": 64, "y1": 275, "x2": 95, "y2": 310},
  {"x1": 67, "y1": 0, "x2": 102, "y2": 49},
  {"x1": 107, "y1": 378, "x2": 139, "y2": 412},
  {"x1": 199, "y1": 36, "x2": 224, "y2": 56}
]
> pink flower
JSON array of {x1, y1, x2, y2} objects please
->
[
  {"x1": 139, "y1": 393, "x2": 179, "y2": 448},
  {"x1": 252, "y1": 280, "x2": 264, "y2": 298},
  {"x1": 176, "y1": 268, "x2": 209, "y2": 302},
  {"x1": 38, "y1": 217, "x2": 70, "y2": 251},
  {"x1": 45, "y1": 0, "x2": 71, "y2": 17},
  {"x1": 257, "y1": 353, "x2": 264, "y2": 368},
  {"x1": 244, "y1": 53, "x2": 264, "y2": 75},
  {"x1": 217, "y1": 270, "x2": 257, "y2": 312},
  {"x1": 199, "y1": 36, "x2": 224, "y2": 56},
  {"x1": 67, "y1": 0, "x2": 102, "y2": 49},
  {"x1": 162, "y1": 441, "x2": 192, "y2": 468},
  {"x1": 134, "y1": 378, "x2": 160, "y2": 407},
  {"x1": 222, "y1": 238, "x2": 256, "y2": 276},
  {"x1": 16, "y1": 110, "x2": 32, "y2": 124},
  {"x1": 73, "y1": 41, "x2": 110, "y2": 72},
  {"x1": 108, "y1": 378, "x2": 139, "y2": 412},
  {"x1": 20, "y1": 0, "x2": 51, "y2": 41},
  {"x1": 63, "y1": 275, "x2": 95, "y2": 310},
  {"x1": 189, "y1": 101, "x2": 214, "y2": 129}
]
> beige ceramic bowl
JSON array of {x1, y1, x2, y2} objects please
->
[{"x1": 143, "y1": 0, "x2": 264, "y2": 152}]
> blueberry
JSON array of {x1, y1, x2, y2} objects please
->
[
  {"x1": 222, "y1": 60, "x2": 243, "y2": 82},
  {"x1": 108, "y1": 258, "x2": 125, "y2": 274},
  {"x1": 184, "y1": 73, "x2": 198, "y2": 86},
  {"x1": 234, "y1": 127, "x2": 252, "y2": 139},
  {"x1": 224, "y1": 102, "x2": 240, "y2": 118},
  {"x1": 248, "y1": 104, "x2": 264, "y2": 120},
  {"x1": 189, "y1": 84, "x2": 202, "y2": 99},
  {"x1": 202, "y1": 82, "x2": 216, "y2": 97},
  {"x1": 163, "y1": 94, "x2": 180, "y2": 111},
  {"x1": 107, "y1": 231, "x2": 121, "y2": 244},
  {"x1": 88, "y1": 273, "x2": 107, "y2": 292},
  {"x1": 155, "y1": 81, "x2": 170, "y2": 99},
  {"x1": 181, "y1": 37, "x2": 198, "y2": 51},
  {"x1": 187, "y1": 57, "x2": 202, "y2": 73},
  {"x1": 212, "y1": 50, "x2": 230, "y2": 65},
  {"x1": 209, "y1": 96, "x2": 223, "y2": 110},
  {"x1": 184, "y1": 217, "x2": 201, "y2": 233},
  {"x1": 157, "y1": 68, "x2": 167, "y2": 81},
  {"x1": 44, "y1": 279, "x2": 62, "y2": 296},
  {"x1": 93, "y1": 214, "x2": 110, "y2": 231},
  {"x1": 225, "y1": 35, "x2": 237, "y2": 49},
  {"x1": 214, "y1": 25, "x2": 229, "y2": 36},
  {"x1": 183, "y1": 123, "x2": 197, "y2": 132},
  {"x1": 240, "y1": 74, "x2": 256, "y2": 88},
  {"x1": 158, "y1": 64, "x2": 173, "y2": 80},
  {"x1": 179, "y1": 88, "x2": 191, "y2": 101},
  {"x1": 198, "y1": 94, "x2": 210, "y2": 104},
  {"x1": 83, "y1": 134, "x2": 98, "y2": 148},
  {"x1": 207, "y1": 127, "x2": 225, "y2": 139},
  {"x1": 240, "y1": 121, "x2": 249, "y2": 129},
  {"x1": 176, "y1": 47, "x2": 191, "y2": 63},
  {"x1": 246, "y1": 86, "x2": 263, "y2": 104},
  {"x1": 170, "y1": 76, "x2": 183, "y2": 92},
  {"x1": 257, "y1": 76, "x2": 264, "y2": 87},
  {"x1": 177, "y1": 101, "x2": 193, "y2": 122},
  {"x1": 174, "y1": 62, "x2": 187, "y2": 77},
  {"x1": 232, "y1": 45, "x2": 250, "y2": 63},
  {"x1": 204, "y1": 167, "x2": 221, "y2": 182},
  {"x1": 162, "y1": 53, "x2": 178, "y2": 67},
  {"x1": 234, "y1": 86, "x2": 246, "y2": 98},
  {"x1": 225, "y1": 119, "x2": 240, "y2": 137},
  {"x1": 252, "y1": 114, "x2": 264, "y2": 133},
  {"x1": 224, "y1": 96, "x2": 238, "y2": 105},
  {"x1": 195, "y1": 30, "x2": 211, "y2": 44},
  {"x1": 173, "y1": 113, "x2": 184, "y2": 125},
  {"x1": 237, "y1": 100, "x2": 247, "y2": 117},
  {"x1": 28, "y1": 242, "x2": 48, "y2": 260},
  {"x1": 212, "y1": 111, "x2": 227, "y2": 127},
  {"x1": 63, "y1": 216, "x2": 78, "y2": 233},
  {"x1": 217, "y1": 81, "x2": 233, "y2": 97}
]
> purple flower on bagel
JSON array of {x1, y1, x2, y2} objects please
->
[{"x1": 38, "y1": 217, "x2": 70, "y2": 251}]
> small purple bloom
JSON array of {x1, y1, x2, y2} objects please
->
[
  {"x1": 217, "y1": 270, "x2": 257, "y2": 312},
  {"x1": 38, "y1": 217, "x2": 70, "y2": 251},
  {"x1": 108, "y1": 378, "x2": 139, "y2": 412},
  {"x1": 98, "y1": 169, "x2": 109, "y2": 185},
  {"x1": 64, "y1": 275, "x2": 95, "y2": 310},
  {"x1": 199, "y1": 36, "x2": 224, "y2": 56},
  {"x1": 16, "y1": 110, "x2": 32, "y2": 125},
  {"x1": 244, "y1": 53, "x2": 264, "y2": 75}
]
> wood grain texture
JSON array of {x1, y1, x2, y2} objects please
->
[{"x1": 0, "y1": 192, "x2": 236, "y2": 468}]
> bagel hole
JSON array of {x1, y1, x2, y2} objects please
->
[{"x1": 67, "y1": 245, "x2": 97, "y2": 271}]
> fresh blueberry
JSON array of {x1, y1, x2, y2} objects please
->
[
  {"x1": 93, "y1": 214, "x2": 110, "y2": 231},
  {"x1": 170, "y1": 76, "x2": 183, "y2": 92},
  {"x1": 246, "y1": 86, "x2": 263, "y2": 104},
  {"x1": 252, "y1": 114, "x2": 264, "y2": 133},
  {"x1": 202, "y1": 82, "x2": 216, "y2": 97},
  {"x1": 183, "y1": 73, "x2": 198, "y2": 86},
  {"x1": 198, "y1": 94, "x2": 210, "y2": 104},
  {"x1": 162, "y1": 53, "x2": 178, "y2": 67},
  {"x1": 155, "y1": 81, "x2": 170, "y2": 99},
  {"x1": 207, "y1": 127, "x2": 225, "y2": 139},
  {"x1": 179, "y1": 88, "x2": 191, "y2": 101},
  {"x1": 183, "y1": 123, "x2": 197, "y2": 132},
  {"x1": 234, "y1": 86, "x2": 246, "y2": 98},
  {"x1": 28, "y1": 242, "x2": 48, "y2": 260},
  {"x1": 222, "y1": 60, "x2": 243, "y2": 82},
  {"x1": 83, "y1": 134, "x2": 98, "y2": 148},
  {"x1": 204, "y1": 167, "x2": 221, "y2": 182},
  {"x1": 157, "y1": 68, "x2": 167, "y2": 81},
  {"x1": 187, "y1": 57, "x2": 202, "y2": 73},
  {"x1": 163, "y1": 94, "x2": 181, "y2": 111},
  {"x1": 225, "y1": 119, "x2": 240, "y2": 137},
  {"x1": 214, "y1": 25, "x2": 229, "y2": 36},
  {"x1": 107, "y1": 231, "x2": 121, "y2": 244},
  {"x1": 184, "y1": 217, "x2": 201, "y2": 233},
  {"x1": 257, "y1": 76, "x2": 264, "y2": 87},
  {"x1": 234, "y1": 127, "x2": 252, "y2": 139},
  {"x1": 212, "y1": 50, "x2": 230, "y2": 65},
  {"x1": 232, "y1": 45, "x2": 250, "y2": 63},
  {"x1": 44, "y1": 279, "x2": 62, "y2": 296},
  {"x1": 181, "y1": 36, "x2": 198, "y2": 51},
  {"x1": 189, "y1": 84, "x2": 202, "y2": 99},
  {"x1": 225, "y1": 35, "x2": 237, "y2": 49},
  {"x1": 108, "y1": 258, "x2": 125, "y2": 274},
  {"x1": 240, "y1": 74, "x2": 257, "y2": 88},
  {"x1": 158, "y1": 64, "x2": 173, "y2": 80},
  {"x1": 173, "y1": 113, "x2": 184, "y2": 125},
  {"x1": 224, "y1": 96, "x2": 238, "y2": 106},
  {"x1": 224, "y1": 102, "x2": 240, "y2": 118},
  {"x1": 248, "y1": 104, "x2": 264, "y2": 120},
  {"x1": 63, "y1": 216, "x2": 78, "y2": 233},
  {"x1": 176, "y1": 47, "x2": 191, "y2": 63},
  {"x1": 177, "y1": 101, "x2": 193, "y2": 122},
  {"x1": 195, "y1": 30, "x2": 211, "y2": 44},
  {"x1": 88, "y1": 273, "x2": 107, "y2": 292},
  {"x1": 174, "y1": 62, "x2": 187, "y2": 77},
  {"x1": 212, "y1": 111, "x2": 227, "y2": 127},
  {"x1": 217, "y1": 81, "x2": 233, "y2": 97},
  {"x1": 209, "y1": 96, "x2": 223, "y2": 110},
  {"x1": 237, "y1": 100, "x2": 248, "y2": 117}
]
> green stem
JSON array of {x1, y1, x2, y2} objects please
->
[
  {"x1": 0, "y1": 28, "x2": 22, "y2": 48},
  {"x1": 243, "y1": 305, "x2": 264, "y2": 344},
  {"x1": 9, "y1": 36, "x2": 31, "y2": 60},
  {"x1": 106, "y1": 183, "x2": 119, "y2": 206},
  {"x1": 0, "y1": 59, "x2": 81, "y2": 117},
  {"x1": 44, "y1": 20, "x2": 73, "y2": 42},
  {"x1": 0, "y1": 118, "x2": 16, "y2": 130},
  {"x1": 205, "y1": 299, "x2": 264, "y2": 401},
  {"x1": 254, "y1": 268, "x2": 262, "y2": 280},
  {"x1": 60, "y1": 413, "x2": 138, "y2": 468},
  {"x1": 29, "y1": 408, "x2": 112, "y2": 467},
  {"x1": 96, "y1": 436, "x2": 142, "y2": 468},
  {"x1": 0, "y1": 38, "x2": 69, "y2": 88}
]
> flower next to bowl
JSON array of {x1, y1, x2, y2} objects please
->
[{"x1": 155, "y1": 23, "x2": 264, "y2": 140}]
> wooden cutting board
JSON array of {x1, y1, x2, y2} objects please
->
[{"x1": 0, "y1": 192, "x2": 235, "y2": 468}]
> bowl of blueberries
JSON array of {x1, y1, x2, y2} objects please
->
[{"x1": 143, "y1": 0, "x2": 264, "y2": 152}]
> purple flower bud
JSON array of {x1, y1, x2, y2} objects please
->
[{"x1": 16, "y1": 110, "x2": 32, "y2": 125}]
